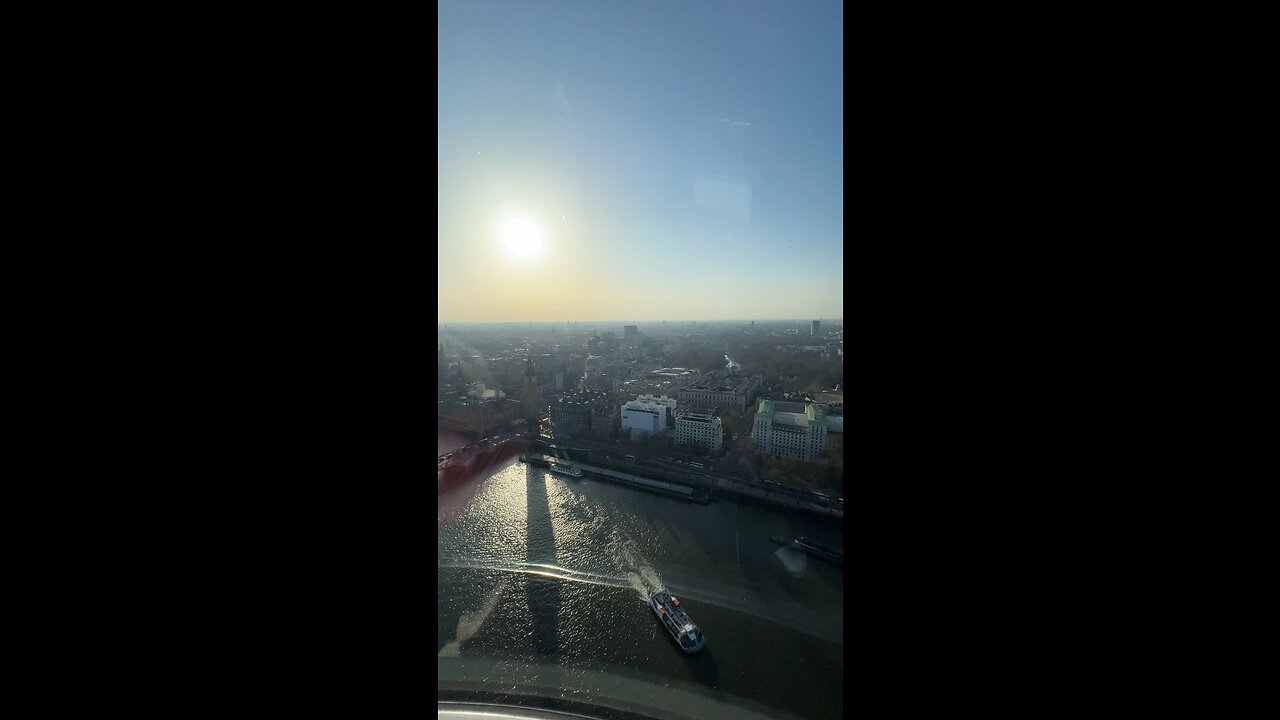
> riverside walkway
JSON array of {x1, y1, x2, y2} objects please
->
[{"x1": 523, "y1": 454, "x2": 708, "y2": 503}]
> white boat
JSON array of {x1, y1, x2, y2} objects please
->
[
  {"x1": 549, "y1": 463, "x2": 583, "y2": 478},
  {"x1": 650, "y1": 589, "x2": 706, "y2": 654}
]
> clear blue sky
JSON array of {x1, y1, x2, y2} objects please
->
[{"x1": 439, "y1": 0, "x2": 843, "y2": 323}]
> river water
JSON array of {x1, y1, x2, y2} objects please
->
[{"x1": 438, "y1": 434, "x2": 843, "y2": 720}]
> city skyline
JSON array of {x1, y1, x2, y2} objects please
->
[{"x1": 437, "y1": 317, "x2": 842, "y2": 326}]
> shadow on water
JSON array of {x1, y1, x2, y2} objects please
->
[
  {"x1": 525, "y1": 463, "x2": 562, "y2": 660},
  {"x1": 680, "y1": 646, "x2": 721, "y2": 692},
  {"x1": 811, "y1": 558, "x2": 844, "y2": 591}
]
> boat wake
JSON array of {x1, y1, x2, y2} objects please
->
[
  {"x1": 615, "y1": 538, "x2": 666, "y2": 601},
  {"x1": 439, "y1": 556, "x2": 840, "y2": 645},
  {"x1": 625, "y1": 571, "x2": 650, "y2": 600},
  {"x1": 775, "y1": 544, "x2": 807, "y2": 575},
  {"x1": 439, "y1": 558, "x2": 631, "y2": 590},
  {"x1": 439, "y1": 577, "x2": 505, "y2": 657}
]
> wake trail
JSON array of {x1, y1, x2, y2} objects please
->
[{"x1": 439, "y1": 578, "x2": 505, "y2": 657}]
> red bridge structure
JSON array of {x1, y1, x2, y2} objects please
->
[{"x1": 438, "y1": 431, "x2": 533, "y2": 493}]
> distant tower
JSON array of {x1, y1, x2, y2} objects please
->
[
  {"x1": 522, "y1": 356, "x2": 539, "y2": 418},
  {"x1": 811, "y1": 320, "x2": 820, "y2": 336}
]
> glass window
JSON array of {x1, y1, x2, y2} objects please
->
[{"x1": 439, "y1": 1, "x2": 843, "y2": 717}]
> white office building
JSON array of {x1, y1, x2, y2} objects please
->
[
  {"x1": 675, "y1": 412, "x2": 723, "y2": 453},
  {"x1": 750, "y1": 400, "x2": 829, "y2": 461},
  {"x1": 621, "y1": 395, "x2": 677, "y2": 438}
]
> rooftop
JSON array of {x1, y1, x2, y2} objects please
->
[
  {"x1": 771, "y1": 401, "x2": 809, "y2": 414},
  {"x1": 625, "y1": 406, "x2": 660, "y2": 414},
  {"x1": 770, "y1": 412, "x2": 811, "y2": 427},
  {"x1": 652, "y1": 367, "x2": 697, "y2": 376}
]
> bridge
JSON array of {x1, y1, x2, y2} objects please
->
[{"x1": 438, "y1": 431, "x2": 533, "y2": 484}]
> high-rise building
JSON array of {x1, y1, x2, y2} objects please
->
[
  {"x1": 624, "y1": 325, "x2": 638, "y2": 341},
  {"x1": 811, "y1": 320, "x2": 820, "y2": 336},
  {"x1": 621, "y1": 394, "x2": 677, "y2": 438},
  {"x1": 675, "y1": 412, "x2": 723, "y2": 453},
  {"x1": 750, "y1": 400, "x2": 829, "y2": 461}
]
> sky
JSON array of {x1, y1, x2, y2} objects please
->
[{"x1": 439, "y1": 0, "x2": 843, "y2": 323}]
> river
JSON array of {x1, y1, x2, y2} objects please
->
[{"x1": 438, "y1": 435, "x2": 843, "y2": 720}]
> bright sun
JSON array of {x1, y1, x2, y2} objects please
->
[{"x1": 502, "y1": 218, "x2": 544, "y2": 258}]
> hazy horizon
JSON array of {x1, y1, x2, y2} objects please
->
[
  {"x1": 437, "y1": 318, "x2": 842, "y2": 326},
  {"x1": 439, "y1": 0, "x2": 843, "y2": 324}
]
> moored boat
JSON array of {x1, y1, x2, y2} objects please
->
[
  {"x1": 793, "y1": 536, "x2": 843, "y2": 565},
  {"x1": 549, "y1": 463, "x2": 583, "y2": 478}
]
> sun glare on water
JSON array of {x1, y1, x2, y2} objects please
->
[{"x1": 502, "y1": 218, "x2": 544, "y2": 258}]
